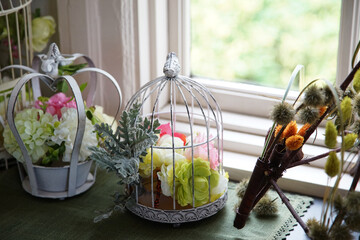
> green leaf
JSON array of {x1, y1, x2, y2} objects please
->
[
  {"x1": 33, "y1": 8, "x2": 41, "y2": 19},
  {"x1": 86, "y1": 110, "x2": 93, "y2": 121},
  {"x1": 80, "y1": 82, "x2": 88, "y2": 92},
  {"x1": 59, "y1": 142, "x2": 66, "y2": 155},
  {"x1": 42, "y1": 156, "x2": 51, "y2": 165},
  {"x1": 58, "y1": 63, "x2": 88, "y2": 76},
  {"x1": 57, "y1": 80, "x2": 69, "y2": 93}
]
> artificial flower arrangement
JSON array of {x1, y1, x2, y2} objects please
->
[
  {"x1": 139, "y1": 122, "x2": 228, "y2": 208},
  {"x1": 234, "y1": 43, "x2": 360, "y2": 239},
  {"x1": 90, "y1": 103, "x2": 228, "y2": 221},
  {"x1": 3, "y1": 90, "x2": 113, "y2": 167}
]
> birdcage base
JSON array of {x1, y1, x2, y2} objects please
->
[
  {"x1": 125, "y1": 190, "x2": 227, "y2": 224},
  {"x1": 21, "y1": 172, "x2": 95, "y2": 199}
]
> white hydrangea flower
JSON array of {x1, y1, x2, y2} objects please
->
[
  {"x1": 51, "y1": 108, "x2": 97, "y2": 162},
  {"x1": 157, "y1": 164, "x2": 173, "y2": 197},
  {"x1": 3, "y1": 108, "x2": 53, "y2": 163},
  {"x1": 210, "y1": 173, "x2": 229, "y2": 200}
]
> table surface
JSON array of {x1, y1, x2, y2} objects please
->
[{"x1": 0, "y1": 165, "x2": 358, "y2": 240}]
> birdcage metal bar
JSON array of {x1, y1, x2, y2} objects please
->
[
  {"x1": 174, "y1": 80, "x2": 196, "y2": 207},
  {"x1": 175, "y1": 78, "x2": 211, "y2": 207},
  {"x1": 149, "y1": 79, "x2": 169, "y2": 208},
  {"x1": 181, "y1": 76, "x2": 224, "y2": 172},
  {"x1": 15, "y1": 11, "x2": 22, "y2": 75}
]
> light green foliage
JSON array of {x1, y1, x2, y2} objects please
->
[
  {"x1": 90, "y1": 103, "x2": 160, "y2": 185},
  {"x1": 191, "y1": 0, "x2": 340, "y2": 88}
]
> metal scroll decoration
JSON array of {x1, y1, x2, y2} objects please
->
[
  {"x1": 126, "y1": 191, "x2": 228, "y2": 224},
  {"x1": 2, "y1": 43, "x2": 122, "y2": 199},
  {"x1": 125, "y1": 52, "x2": 227, "y2": 224}
]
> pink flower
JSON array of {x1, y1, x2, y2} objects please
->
[
  {"x1": 157, "y1": 123, "x2": 187, "y2": 145},
  {"x1": 34, "y1": 100, "x2": 43, "y2": 109},
  {"x1": 185, "y1": 132, "x2": 219, "y2": 170},
  {"x1": 34, "y1": 92, "x2": 77, "y2": 119}
]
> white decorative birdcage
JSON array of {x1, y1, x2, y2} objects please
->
[
  {"x1": 0, "y1": 0, "x2": 33, "y2": 169},
  {"x1": 4, "y1": 44, "x2": 122, "y2": 199},
  {"x1": 125, "y1": 53, "x2": 228, "y2": 224}
]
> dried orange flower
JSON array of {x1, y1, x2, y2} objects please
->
[
  {"x1": 283, "y1": 121, "x2": 298, "y2": 139},
  {"x1": 274, "y1": 125, "x2": 284, "y2": 139},
  {"x1": 298, "y1": 123, "x2": 311, "y2": 137},
  {"x1": 285, "y1": 135, "x2": 304, "y2": 150},
  {"x1": 318, "y1": 106, "x2": 327, "y2": 117}
]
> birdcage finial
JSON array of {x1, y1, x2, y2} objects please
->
[{"x1": 163, "y1": 52, "x2": 180, "y2": 78}]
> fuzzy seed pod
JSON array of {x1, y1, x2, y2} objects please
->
[
  {"x1": 307, "y1": 218, "x2": 329, "y2": 240},
  {"x1": 343, "y1": 89, "x2": 356, "y2": 99},
  {"x1": 325, "y1": 121, "x2": 338, "y2": 148},
  {"x1": 299, "y1": 107, "x2": 319, "y2": 124},
  {"x1": 283, "y1": 121, "x2": 297, "y2": 139},
  {"x1": 274, "y1": 125, "x2": 284, "y2": 139},
  {"x1": 353, "y1": 94, "x2": 360, "y2": 117},
  {"x1": 236, "y1": 178, "x2": 249, "y2": 199},
  {"x1": 304, "y1": 85, "x2": 324, "y2": 107},
  {"x1": 270, "y1": 102, "x2": 295, "y2": 125},
  {"x1": 323, "y1": 85, "x2": 336, "y2": 105},
  {"x1": 344, "y1": 192, "x2": 360, "y2": 231},
  {"x1": 345, "y1": 191, "x2": 360, "y2": 212},
  {"x1": 253, "y1": 195, "x2": 278, "y2": 217},
  {"x1": 234, "y1": 198, "x2": 242, "y2": 213},
  {"x1": 353, "y1": 69, "x2": 360, "y2": 93},
  {"x1": 325, "y1": 151, "x2": 340, "y2": 178},
  {"x1": 333, "y1": 194, "x2": 345, "y2": 214},
  {"x1": 344, "y1": 212, "x2": 360, "y2": 232},
  {"x1": 298, "y1": 123, "x2": 311, "y2": 137},
  {"x1": 351, "y1": 121, "x2": 360, "y2": 135},
  {"x1": 285, "y1": 135, "x2": 304, "y2": 150},
  {"x1": 340, "y1": 96, "x2": 352, "y2": 123},
  {"x1": 329, "y1": 224, "x2": 352, "y2": 240},
  {"x1": 344, "y1": 133, "x2": 358, "y2": 150}
]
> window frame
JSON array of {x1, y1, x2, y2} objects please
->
[
  {"x1": 165, "y1": 0, "x2": 360, "y2": 196},
  {"x1": 168, "y1": 0, "x2": 360, "y2": 117}
]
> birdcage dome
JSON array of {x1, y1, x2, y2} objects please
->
[{"x1": 125, "y1": 52, "x2": 227, "y2": 224}]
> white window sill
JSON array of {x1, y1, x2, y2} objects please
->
[
  {"x1": 161, "y1": 104, "x2": 359, "y2": 197},
  {"x1": 223, "y1": 150, "x2": 359, "y2": 198}
]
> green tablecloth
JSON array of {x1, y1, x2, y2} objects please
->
[{"x1": 0, "y1": 166, "x2": 313, "y2": 240}]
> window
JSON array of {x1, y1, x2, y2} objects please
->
[
  {"x1": 168, "y1": 0, "x2": 360, "y2": 196},
  {"x1": 191, "y1": 0, "x2": 341, "y2": 90}
]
